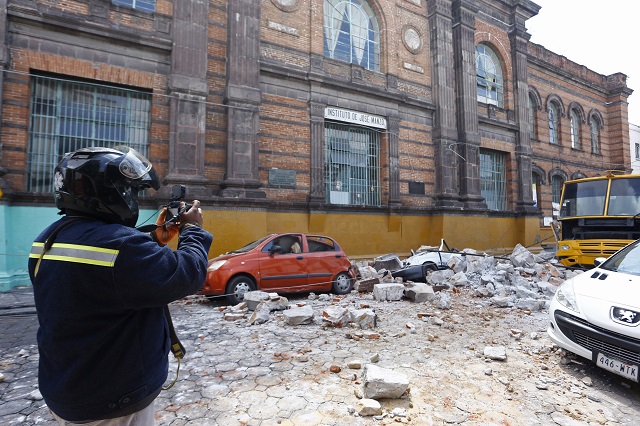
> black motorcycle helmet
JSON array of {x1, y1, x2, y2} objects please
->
[{"x1": 54, "y1": 146, "x2": 160, "y2": 227}]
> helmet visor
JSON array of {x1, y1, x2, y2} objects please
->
[{"x1": 113, "y1": 146, "x2": 160, "y2": 190}]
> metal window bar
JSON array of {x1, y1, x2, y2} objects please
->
[
  {"x1": 480, "y1": 150, "x2": 506, "y2": 211},
  {"x1": 112, "y1": 0, "x2": 156, "y2": 12},
  {"x1": 27, "y1": 76, "x2": 152, "y2": 193},
  {"x1": 325, "y1": 122, "x2": 380, "y2": 206}
]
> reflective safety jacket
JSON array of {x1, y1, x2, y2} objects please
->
[{"x1": 28, "y1": 216, "x2": 213, "y2": 421}]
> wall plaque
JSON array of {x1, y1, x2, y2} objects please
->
[{"x1": 269, "y1": 169, "x2": 296, "y2": 188}]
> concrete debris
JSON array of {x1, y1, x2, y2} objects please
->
[
  {"x1": 371, "y1": 253, "x2": 403, "y2": 272},
  {"x1": 349, "y1": 244, "x2": 566, "y2": 313},
  {"x1": 484, "y1": 345, "x2": 508, "y2": 361},
  {"x1": 356, "y1": 399, "x2": 382, "y2": 416},
  {"x1": 403, "y1": 282, "x2": 436, "y2": 303},
  {"x1": 243, "y1": 291, "x2": 271, "y2": 311},
  {"x1": 363, "y1": 364, "x2": 410, "y2": 399},
  {"x1": 373, "y1": 283, "x2": 404, "y2": 301},
  {"x1": 322, "y1": 306, "x2": 354, "y2": 327},
  {"x1": 283, "y1": 305, "x2": 315, "y2": 325}
]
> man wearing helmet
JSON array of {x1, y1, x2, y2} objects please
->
[{"x1": 28, "y1": 146, "x2": 213, "y2": 425}]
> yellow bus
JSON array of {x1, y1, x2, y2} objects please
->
[{"x1": 556, "y1": 172, "x2": 640, "y2": 267}]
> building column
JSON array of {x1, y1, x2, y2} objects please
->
[
  {"x1": 387, "y1": 117, "x2": 401, "y2": 207},
  {"x1": 220, "y1": 0, "x2": 265, "y2": 198},
  {"x1": 0, "y1": 0, "x2": 8, "y2": 193},
  {"x1": 452, "y1": 0, "x2": 485, "y2": 210},
  {"x1": 510, "y1": 4, "x2": 538, "y2": 213},
  {"x1": 427, "y1": 0, "x2": 462, "y2": 208},
  {"x1": 309, "y1": 102, "x2": 326, "y2": 206},
  {"x1": 164, "y1": 0, "x2": 210, "y2": 198}
]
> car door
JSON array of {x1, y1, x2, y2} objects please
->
[
  {"x1": 257, "y1": 234, "x2": 308, "y2": 291},
  {"x1": 304, "y1": 235, "x2": 346, "y2": 290}
]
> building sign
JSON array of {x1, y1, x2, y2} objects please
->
[
  {"x1": 324, "y1": 107, "x2": 387, "y2": 130},
  {"x1": 269, "y1": 169, "x2": 296, "y2": 188}
]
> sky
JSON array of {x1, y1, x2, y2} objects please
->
[{"x1": 525, "y1": 0, "x2": 640, "y2": 125}]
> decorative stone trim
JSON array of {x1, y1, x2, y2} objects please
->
[
  {"x1": 402, "y1": 25, "x2": 422, "y2": 54},
  {"x1": 270, "y1": 0, "x2": 298, "y2": 12}
]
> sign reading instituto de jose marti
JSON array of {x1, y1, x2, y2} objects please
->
[{"x1": 324, "y1": 107, "x2": 387, "y2": 130}]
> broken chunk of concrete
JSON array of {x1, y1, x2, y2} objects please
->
[
  {"x1": 371, "y1": 254, "x2": 402, "y2": 272},
  {"x1": 355, "y1": 277, "x2": 380, "y2": 292},
  {"x1": 403, "y1": 282, "x2": 435, "y2": 303},
  {"x1": 363, "y1": 364, "x2": 410, "y2": 399},
  {"x1": 373, "y1": 283, "x2": 405, "y2": 301},
  {"x1": 484, "y1": 345, "x2": 507, "y2": 361},
  {"x1": 510, "y1": 244, "x2": 537, "y2": 268},
  {"x1": 243, "y1": 291, "x2": 270, "y2": 311},
  {"x1": 356, "y1": 399, "x2": 382, "y2": 416},
  {"x1": 284, "y1": 305, "x2": 315, "y2": 325},
  {"x1": 322, "y1": 306, "x2": 354, "y2": 327},
  {"x1": 352, "y1": 308, "x2": 377, "y2": 329}
]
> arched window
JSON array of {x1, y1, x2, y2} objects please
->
[
  {"x1": 570, "y1": 109, "x2": 580, "y2": 149},
  {"x1": 551, "y1": 174, "x2": 564, "y2": 204},
  {"x1": 324, "y1": 0, "x2": 380, "y2": 71},
  {"x1": 590, "y1": 118, "x2": 600, "y2": 154},
  {"x1": 528, "y1": 94, "x2": 537, "y2": 139},
  {"x1": 548, "y1": 103, "x2": 560, "y2": 144},
  {"x1": 476, "y1": 44, "x2": 504, "y2": 108}
]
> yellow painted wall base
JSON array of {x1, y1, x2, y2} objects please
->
[{"x1": 198, "y1": 209, "x2": 543, "y2": 261}]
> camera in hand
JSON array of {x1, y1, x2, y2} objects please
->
[{"x1": 164, "y1": 185, "x2": 192, "y2": 225}]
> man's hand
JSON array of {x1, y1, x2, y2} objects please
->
[
  {"x1": 179, "y1": 200, "x2": 204, "y2": 231},
  {"x1": 152, "y1": 208, "x2": 180, "y2": 245}
]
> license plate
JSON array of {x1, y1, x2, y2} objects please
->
[{"x1": 597, "y1": 353, "x2": 639, "y2": 382}]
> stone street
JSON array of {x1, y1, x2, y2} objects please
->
[{"x1": 1, "y1": 283, "x2": 640, "y2": 425}]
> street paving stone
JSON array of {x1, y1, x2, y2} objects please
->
[{"x1": 1, "y1": 287, "x2": 640, "y2": 425}]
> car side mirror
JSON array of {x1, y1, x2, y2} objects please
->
[
  {"x1": 594, "y1": 257, "x2": 606, "y2": 267},
  {"x1": 270, "y1": 245, "x2": 282, "y2": 256}
]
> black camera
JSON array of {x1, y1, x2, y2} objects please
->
[{"x1": 164, "y1": 185, "x2": 192, "y2": 225}]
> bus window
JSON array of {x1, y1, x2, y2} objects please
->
[
  {"x1": 608, "y1": 178, "x2": 640, "y2": 216},
  {"x1": 560, "y1": 180, "x2": 607, "y2": 217}
]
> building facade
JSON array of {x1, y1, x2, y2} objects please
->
[{"x1": 0, "y1": 0, "x2": 633, "y2": 289}]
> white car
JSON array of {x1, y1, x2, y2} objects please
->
[
  {"x1": 403, "y1": 239, "x2": 456, "y2": 269},
  {"x1": 548, "y1": 240, "x2": 640, "y2": 383}
]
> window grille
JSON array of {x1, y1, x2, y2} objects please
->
[
  {"x1": 635, "y1": 143, "x2": 640, "y2": 160},
  {"x1": 112, "y1": 0, "x2": 155, "y2": 12},
  {"x1": 476, "y1": 44, "x2": 504, "y2": 108},
  {"x1": 480, "y1": 149, "x2": 506, "y2": 211},
  {"x1": 324, "y1": 0, "x2": 380, "y2": 71},
  {"x1": 27, "y1": 75, "x2": 152, "y2": 193},
  {"x1": 325, "y1": 122, "x2": 380, "y2": 206}
]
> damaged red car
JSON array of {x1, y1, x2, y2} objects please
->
[{"x1": 198, "y1": 233, "x2": 355, "y2": 304}]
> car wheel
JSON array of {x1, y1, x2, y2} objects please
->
[
  {"x1": 332, "y1": 272, "x2": 353, "y2": 295},
  {"x1": 225, "y1": 276, "x2": 256, "y2": 305},
  {"x1": 423, "y1": 262, "x2": 439, "y2": 271}
]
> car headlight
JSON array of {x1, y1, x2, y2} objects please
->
[
  {"x1": 207, "y1": 260, "x2": 227, "y2": 272},
  {"x1": 555, "y1": 280, "x2": 579, "y2": 313},
  {"x1": 560, "y1": 245, "x2": 570, "y2": 251}
]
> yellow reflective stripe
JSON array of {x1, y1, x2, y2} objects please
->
[{"x1": 29, "y1": 242, "x2": 118, "y2": 267}]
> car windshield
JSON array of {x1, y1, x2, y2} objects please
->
[
  {"x1": 228, "y1": 235, "x2": 272, "y2": 254},
  {"x1": 600, "y1": 240, "x2": 640, "y2": 276}
]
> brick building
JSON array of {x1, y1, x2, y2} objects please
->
[{"x1": 0, "y1": 0, "x2": 633, "y2": 289}]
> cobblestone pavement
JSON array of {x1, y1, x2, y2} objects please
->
[{"x1": 1, "y1": 287, "x2": 640, "y2": 425}]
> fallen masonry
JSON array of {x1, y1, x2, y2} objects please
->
[{"x1": 209, "y1": 244, "x2": 575, "y2": 413}]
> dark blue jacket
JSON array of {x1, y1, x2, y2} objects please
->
[{"x1": 28, "y1": 216, "x2": 212, "y2": 421}]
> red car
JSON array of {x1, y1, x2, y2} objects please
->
[{"x1": 198, "y1": 233, "x2": 355, "y2": 304}]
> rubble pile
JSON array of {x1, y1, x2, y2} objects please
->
[{"x1": 356, "y1": 243, "x2": 577, "y2": 312}]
